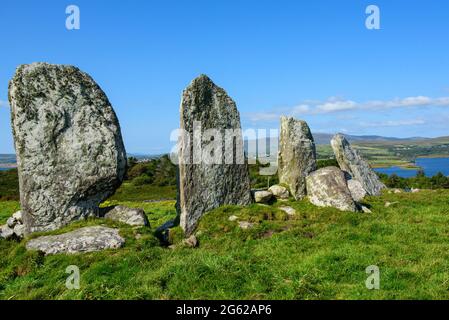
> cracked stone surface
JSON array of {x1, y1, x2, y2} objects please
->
[
  {"x1": 26, "y1": 226, "x2": 125, "y2": 255},
  {"x1": 9, "y1": 63, "x2": 127, "y2": 234},
  {"x1": 331, "y1": 134, "x2": 385, "y2": 196},
  {"x1": 177, "y1": 75, "x2": 252, "y2": 236},
  {"x1": 278, "y1": 116, "x2": 317, "y2": 200}
]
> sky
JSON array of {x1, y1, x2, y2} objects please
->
[{"x1": 1, "y1": 0, "x2": 449, "y2": 154}]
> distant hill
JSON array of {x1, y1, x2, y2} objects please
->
[{"x1": 312, "y1": 133, "x2": 431, "y2": 145}]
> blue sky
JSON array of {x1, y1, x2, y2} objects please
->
[{"x1": 1, "y1": 0, "x2": 449, "y2": 154}]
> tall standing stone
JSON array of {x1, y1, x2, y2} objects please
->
[
  {"x1": 177, "y1": 75, "x2": 252, "y2": 235},
  {"x1": 331, "y1": 133, "x2": 385, "y2": 196},
  {"x1": 9, "y1": 63, "x2": 127, "y2": 234},
  {"x1": 278, "y1": 116, "x2": 317, "y2": 200}
]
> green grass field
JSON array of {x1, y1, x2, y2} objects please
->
[{"x1": 2, "y1": 189, "x2": 449, "y2": 300}]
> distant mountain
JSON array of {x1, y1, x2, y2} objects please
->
[{"x1": 312, "y1": 133, "x2": 430, "y2": 145}]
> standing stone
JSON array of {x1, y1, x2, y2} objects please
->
[
  {"x1": 278, "y1": 116, "x2": 317, "y2": 200},
  {"x1": 177, "y1": 75, "x2": 252, "y2": 236},
  {"x1": 9, "y1": 63, "x2": 127, "y2": 234},
  {"x1": 306, "y1": 166, "x2": 358, "y2": 212},
  {"x1": 331, "y1": 134, "x2": 385, "y2": 196}
]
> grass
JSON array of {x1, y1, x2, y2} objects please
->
[{"x1": 2, "y1": 189, "x2": 449, "y2": 299}]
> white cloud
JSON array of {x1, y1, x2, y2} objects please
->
[
  {"x1": 246, "y1": 95, "x2": 449, "y2": 122},
  {"x1": 359, "y1": 119, "x2": 426, "y2": 127}
]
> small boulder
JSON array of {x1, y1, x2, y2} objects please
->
[
  {"x1": 238, "y1": 221, "x2": 255, "y2": 230},
  {"x1": 228, "y1": 215, "x2": 238, "y2": 222},
  {"x1": 182, "y1": 235, "x2": 199, "y2": 248},
  {"x1": 268, "y1": 185, "x2": 290, "y2": 200},
  {"x1": 254, "y1": 190, "x2": 273, "y2": 203},
  {"x1": 411, "y1": 188, "x2": 420, "y2": 193},
  {"x1": 306, "y1": 166, "x2": 358, "y2": 212},
  {"x1": 103, "y1": 206, "x2": 149, "y2": 227},
  {"x1": 0, "y1": 225, "x2": 15, "y2": 239},
  {"x1": 347, "y1": 179, "x2": 367, "y2": 202},
  {"x1": 13, "y1": 224, "x2": 26, "y2": 238},
  {"x1": 12, "y1": 211, "x2": 23, "y2": 223},
  {"x1": 26, "y1": 226, "x2": 125, "y2": 255},
  {"x1": 7, "y1": 216, "x2": 16, "y2": 228},
  {"x1": 279, "y1": 206, "x2": 296, "y2": 217},
  {"x1": 360, "y1": 205, "x2": 372, "y2": 213}
]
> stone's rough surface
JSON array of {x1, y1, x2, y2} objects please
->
[
  {"x1": 103, "y1": 206, "x2": 149, "y2": 227},
  {"x1": 177, "y1": 75, "x2": 252, "y2": 236},
  {"x1": 331, "y1": 134, "x2": 385, "y2": 196},
  {"x1": 183, "y1": 235, "x2": 199, "y2": 248},
  {"x1": 238, "y1": 221, "x2": 255, "y2": 230},
  {"x1": 279, "y1": 206, "x2": 296, "y2": 216},
  {"x1": 347, "y1": 179, "x2": 367, "y2": 202},
  {"x1": 26, "y1": 226, "x2": 125, "y2": 255},
  {"x1": 278, "y1": 117, "x2": 317, "y2": 200},
  {"x1": 1, "y1": 211, "x2": 25, "y2": 240},
  {"x1": 253, "y1": 190, "x2": 273, "y2": 203},
  {"x1": 0, "y1": 225, "x2": 15, "y2": 239},
  {"x1": 9, "y1": 63, "x2": 127, "y2": 234},
  {"x1": 268, "y1": 185, "x2": 290, "y2": 199},
  {"x1": 306, "y1": 167, "x2": 358, "y2": 212}
]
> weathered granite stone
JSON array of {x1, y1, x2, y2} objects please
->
[
  {"x1": 177, "y1": 75, "x2": 252, "y2": 236},
  {"x1": 279, "y1": 206, "x2": 296, "y2": 216},
  {"x1": 278, "y1": 116, "x2": 317, "y2": 200},
  {"x1": 331, "y1": 134, "x2": 385, "y2": 196},
  {"x1": 26, "y1": 226, "x2": 125, "y2": 255},
  {"x1": 253, "y1": 190, "x2": 273, "y2": 203},
  {"x1": 103, "y1": 205, "x2": 149, "y2": 227},
  {"x1": 306, "y1": 166, "x2": 358, "y2": 212},
  {"x1": 268, "y1": 185, "x2": 290, "y2": 199},
  {"x1": 13, "y1": 224, "x2": 26, "y2": 238},
  {"x1": 0, "y1": 225, "x2": 14, "y2": 239},
  {"x1": 9, "y1": 63, "x2": 127, "y2": 234},
  {"x1": 347, "y1": 179, "x2": 367, "y2": 202}
]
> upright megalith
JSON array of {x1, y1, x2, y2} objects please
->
[
  {"x1": 9, "y1": 63, "x2": 127, "y2": 234},
  {"x1": 177, "y1": 75, "x2": 252, "y2": 235},
  {"x1": 331, "y1": 134, "x2": 385, "y2": 196},
  {"x1": 278, "y1": 116, "x2": 317, "y2": 200}
]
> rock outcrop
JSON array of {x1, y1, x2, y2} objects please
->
[
  {"x1": 347, "y1": 179, "x2": 367, "y2": 202},
  {"x1": 0, "y1": 211, "x2": 25, "y2": 239},
  {"x1": 177, "y1": 75, "x2": 252, "y2": 236},
  {"x1": 103, "y1": 206, "x2": 149, "y2": 227},
  {"x1": 331, "y1": 134, "x2": 385, "y2": 196},
  {"x1": 306, "y1": 166, "x2": 358, "y2": 212},
  {"x1": 278, "y1": 116, "x2": 317, "y2": 200},
  {"x1": 268, "y1": 185, "x2": 290, "y2": 200},
  {"x1": 253, "y1": 190, "x2": 273, "y2": 203},
  {"x1": 26, "y1": 226, "x2": 125, "y2": 255},
  {"x1": 9, "y1": 63, "x2": 127, "y2": 234}
]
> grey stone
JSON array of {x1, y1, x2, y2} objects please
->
[
  {"x1": 228, "y1": 215, "x2": 238, "y2": 222},
  {"x1": 7, "y1": 216, "x2": 16, "y2": 228},
  {"x1": 13, "y1": 224, "x2": 26, "y2": 238},
  {"x1": 360, "y1": 205, "x2": 372, "y2": 213},
  {"x1": 103, "y1": 205, "x2": 149, "y2": 227},
  {"x1": 278, "y1": 116, "x2": 317, "y2": 200},
  {"x1": 306, "y1": 166, "x2": 358, "y2": 212},
  {"x1": 238, "y1": 221, "x2": 255, "y2": 230},
  {"x1": 0, "y1": 225, "x2": 15, "y2": 239},
  {"x1": 254, "y1": 190, "x2": 273, "y2": 203},
  {"x1": 331, "y1": 134, "x2": 385, "y2": 196},
  {"x1": 177, "y1": 75, "x2": 252, "y2": 236},
  {"x1": 268, "y1": 185, "x2": 290, "y2": 199},
  {"x1": 12, "y1": 211, "x2": 23, "y2": 223},
  {"x1": 9, "y1": 63, "x2": 127, "y2": 234},
  {"x1": 347, "y1": 179, "x2": 367, "y2": 202},
  {"x1": 279, "y1": 206, "x2": 296, "y2": 216},
  {"x1": 26, "y1": 226, "x2": 125, "y2": 255},
  {"x1": 182, "y1": 235, "x2": 199, "y2": 248}
]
